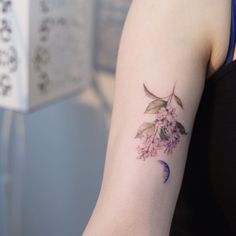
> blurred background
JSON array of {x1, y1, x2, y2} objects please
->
[{"x1": 0, "y1": 0, "x2": 132, "y2": 235}]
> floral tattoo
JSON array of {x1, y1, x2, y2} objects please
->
[{"x1": 134, "y1": 82, "x2": 188, "y2": 183}]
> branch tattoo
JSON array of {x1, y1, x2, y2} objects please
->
[{"x1": 134, "y1": 82, "x2": 188, "y2": 183}]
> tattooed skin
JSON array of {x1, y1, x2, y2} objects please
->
[{"x1": 134, "y1": 82, "x2": 188, "y2": 183}]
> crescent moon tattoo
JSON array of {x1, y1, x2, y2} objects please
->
[{"x1": 158, "y1": 160, "x2": 170, "y2": 183}]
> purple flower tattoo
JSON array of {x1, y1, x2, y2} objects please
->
[{"x1": 134, "y1": 82, "x2": 188, "y2": 183}]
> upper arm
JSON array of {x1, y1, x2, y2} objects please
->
[{"x1": 84, "y1": 0, "x2": 214, "y2": 235}]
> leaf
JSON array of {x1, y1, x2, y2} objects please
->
[
  {"x1": 159, "y1": 127, "x2": 169, "y2": 141},
  {"x1": 144, "y1": 99, "x2": 167, "y2": 114},
  {"x1": 143, "y1": 83, "x2": 160, "y2": 99},
  {"x1": 134, "y1": 122, "x2": 155, "y2": 139},
  {"x1": 176, "y1": 121, "x2": 188, "y2": 135},
  {"x1": 174, "y1": 94, "x2": 183, "y2": 109}
]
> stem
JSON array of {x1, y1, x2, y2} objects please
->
[
  {"x1": 144, "y1": 81, "x2": 177, "y2": 158},
  {"x1": 167, "y1": 81, "x2": 177, "y2": 105},
  {"x1": 172, "y1": 80, "x2": 177, "y2": 94},
  {"x1": 147, "y1": 123, "x2": 159, "y2": 153}
]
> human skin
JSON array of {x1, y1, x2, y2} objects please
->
[{"x1": 83, "y1": 0, "x2": 232, "y2": 235}]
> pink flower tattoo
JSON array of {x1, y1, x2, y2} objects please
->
[{"x1": 134, "y1": 82, "x2": 188, "y2": 183}]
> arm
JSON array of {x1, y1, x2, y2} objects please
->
[{"x1": 83, "y1": 0, "x2": 214, "y2": 235}]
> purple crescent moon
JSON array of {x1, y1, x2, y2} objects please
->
[{"x1": 158, "y1": 160, "x2": 170, "y2": 183}]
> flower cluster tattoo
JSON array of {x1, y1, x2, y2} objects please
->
[{"x1": 134, "y1": 82, "x2": 187, "y2": 183}]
